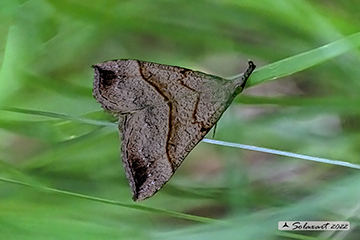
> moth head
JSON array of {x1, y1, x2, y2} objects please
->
[{"x1": 233, "y1": 60, "x2": 256, "y2": 95}]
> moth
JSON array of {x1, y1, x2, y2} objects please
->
[{"x1": 92, "y1": 59, "x2": 255, "y2": 201}]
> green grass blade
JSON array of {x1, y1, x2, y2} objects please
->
[{"x1": 232, "y1": 32, "x2": 360, "y2": 86}]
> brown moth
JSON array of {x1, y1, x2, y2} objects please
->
[{"x1": 92, "y1": 59, "x2": 255, "y2": 201}]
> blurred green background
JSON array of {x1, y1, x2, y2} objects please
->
[{"x1": 1, "y1": 0, "x2": 360, "y2": 239}]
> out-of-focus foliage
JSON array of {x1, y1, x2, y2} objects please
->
[{"x1": 0, "y1": 0, "x2": 360, "y2": 239}]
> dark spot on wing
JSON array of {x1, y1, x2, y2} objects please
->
[
  {"x1": 96, "y1": 67, "x2": 117, "y2": 87},
  {"x1": 129, "y1": 157, "x2": 149, "y2": 193},
  {"x1": 179, "y1": 68, "x2": 190, "y2": 75},
  {"x1": 200, "y1": 126, "x2": 209, "y2": 133}
]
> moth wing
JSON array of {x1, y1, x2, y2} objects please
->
[{"x1": 93, "y1": 59, "x2": 250, "y2": 201}]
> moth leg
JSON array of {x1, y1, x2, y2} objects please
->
[{"x1": 212, "y1": 123, "x2": 218, "y2": 139}]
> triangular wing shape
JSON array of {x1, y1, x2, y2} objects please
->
[{"x1": 93, "y1": 59, "x2": 255, "y2": 201}]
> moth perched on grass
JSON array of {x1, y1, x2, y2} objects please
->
[{"x1": 93, "y1": 59, "x2": 255, "y2": 201}]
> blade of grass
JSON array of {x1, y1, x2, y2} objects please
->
[
  {"x1": 0, "y1": 176, "x2": 219, "y2": 224},
  {"x1": 3, "y1": 107, "x2": 358, "y2": 170},
  {"x1": 233, "y1": 32, "x2": 360, "y2": 86},
  {"x1": 202, "y1": 139, "x2": 360, "y2": 170},
  {"x1": 236, "y1": 96, "x2": 360, "y2": 111},
  {"x1": 2, "y1": 107, "x2": 116, "y2": 127}
]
